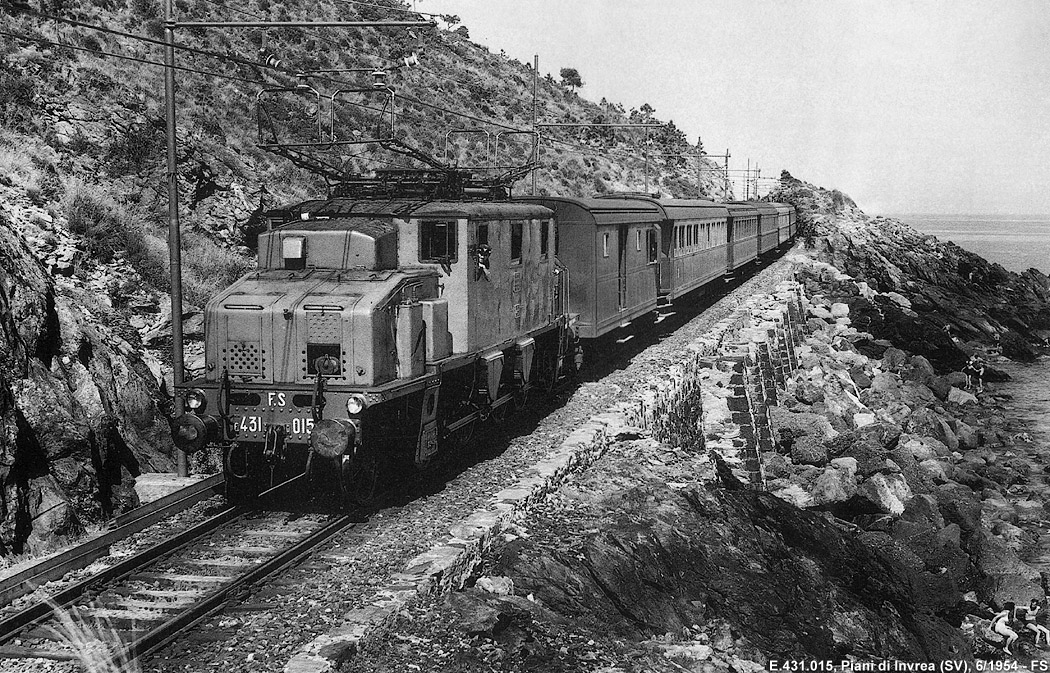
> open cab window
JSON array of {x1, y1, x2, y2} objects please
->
[{"x1": 420, "y1": 220, "x2": 457, "y2": 263}]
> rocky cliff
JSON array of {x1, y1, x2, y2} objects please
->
[{"x1": 0, "y1": 180, "x2": 173, "y2": 556}]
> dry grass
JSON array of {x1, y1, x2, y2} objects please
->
[
  {"x1": 47, "y1": 600, "x2": 140, "y2": 673},
  {"x1": 60, "y1": 179, "x2": 253, "y2": 306}
]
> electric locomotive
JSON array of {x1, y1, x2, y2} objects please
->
[{"x1": 172, "y1": 171, "x2": 577, "y2": 504}]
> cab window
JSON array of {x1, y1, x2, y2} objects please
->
[
  {"x1": 540, "y1": 220, "x2": 550, "y2": 258},
  {"x1": 420, "y1": 220, "x2": 457, "y2": 263},
  {"x1": 511, "y1": 220, "x2": 524, "y2": 263}
]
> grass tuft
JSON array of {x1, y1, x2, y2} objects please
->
[{"x1": 46, "y1": 600, "x2": 140, "y2": 673}]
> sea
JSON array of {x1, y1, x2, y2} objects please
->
[{"x1": 889, "y1": 213, "x2": 1050, "y2": 275}]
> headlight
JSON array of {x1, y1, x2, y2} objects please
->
[
  {"x1": 186, "y1": 389, "x2": 207, "y2": 413},
  {"x1": 346, "y1": 394, "x2": 366, "y2": 415}
]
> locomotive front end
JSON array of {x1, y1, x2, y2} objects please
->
[{"x1": 175, "y1": 216, "x2": 444, "y2": 505}]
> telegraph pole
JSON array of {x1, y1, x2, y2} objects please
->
[
  {"x1": 162, "y1": 0, "x2": 432, "y2": 476},
  {"x1": 696, "y1": 136, "x2": 702, "y2": 198},
  {"x1": 531, "y1": 54, "x2": 538, "y2": 195},
  {"x1": 164, "y1": 0, "x2": 187, "y2": 477}
]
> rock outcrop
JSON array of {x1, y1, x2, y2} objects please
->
[{"x1": 0, "y1": 201, "x2": 173, "y2": 554}]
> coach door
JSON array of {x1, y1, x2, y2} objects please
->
[
  {"x1": 617, "y1": 224, "x2": 628, "y2": 311},
  {"x1": 726, "y1": 218, "x2": 735, "y2": 270}
]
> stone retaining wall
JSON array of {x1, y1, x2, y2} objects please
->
[{"x1": 285, "y1": 276, "x2": 808, "y2": 673}]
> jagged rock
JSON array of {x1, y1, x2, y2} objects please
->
[
  {"x1": 902, "y1": 494, "x2": 946, "y2": 529},
  {"x1": 900, "y1": 381, "x2": 937, "y2": 408},
  {"x1": 899, "y1": 435, "x2": 948, "y2": 461},
  {"x1": 476, "y1": 576, "x2": 515, "y2": 596},
  {"x1": 953, "y1": 421, "x2": 978, "y2": 450},
  {"x1": 791, "y1": 436, "x2": 828, "y2": 466},
  {"x1": 904, "y1": 408, "x2": 959, "y2": 452},
  {"x1": 934, "y1": 484, "x2": 983, "y2": 538},
  {"x1": 849, "y1": 367, "x2": 872, "y2": 389},
  {"x1": 0, "y1": 211, "x2": 172, "y2": 553},
  {"x1": 769, "y1": 406, "x2": 838, "y2": 442},
  {"x1": 928, "y1": 376, "x2": 951, "y2": 400},
  {"x1": 884, "y1": 292, "x2": 912, "y2": 309},
  {"x1": 978, "y1": 534, "x2": 1043, "y2": 607},
  {"x1": 830, "y1": 302, "x2": 849, "y2": 318},
  {"x1": 918, "y1": 459, "x2": 951, "y2": 484},
  {"x1": 508, "y1": 481, "x2": 970, "y2": 660},
  {"x1": 1014, "y1": 500, "x2": 1045, "y2": 524},
  {"x1": 881, "y1": 347, "x2": 907, "y2": 371},
  {"x1": 809, "y1": 306, "x2": 834, "y2": 321},
  {"x1": 855, "y1": 473, "x2": 913, "y2": 515},
  {"x1": 853, "y1": 412, "x2": 876, "y2": 428},
  {"x1": 795, "y1": 381, "x2": 825, "y2": 405},
  {"x1": 870, "y1": 372, "x2": 900, "y2": 395},
  {"x1": 809, "y1": 464, "x2": 858, "y2": 507},
  {"x1": 905, "y1": 355, "x2": 936, "y2": 382},
  {"x1": 947, "y1": 387, "x2": 978, "y2": 406}
]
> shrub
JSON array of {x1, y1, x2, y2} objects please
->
[
  {"x1": 181, "y1": 234, "x2": 252, "y2": 307},
  {"x1": 62, "y1": 180, "x2": 137, "y2": 262}
]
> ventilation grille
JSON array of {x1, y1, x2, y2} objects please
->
[
  {"x1": 307, "y1": 312, "x2": 341, "y2": 342},
  {"x1": 225, "y1": 340, "x2": 264, "y2": 376}
]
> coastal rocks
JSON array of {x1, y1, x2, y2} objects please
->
[
  {"x1": 855, "y1": 472, "x2": 913, "y2": 515},
  {"x1": 500, "y1": 474, "x2": 971, "y2": 662}
]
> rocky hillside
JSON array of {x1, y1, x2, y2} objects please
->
[{"x1": 0, "y1": 179, "x2": 173, "y2": 556}]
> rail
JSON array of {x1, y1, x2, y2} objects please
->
[{"x1": 0, "y1": 473, "x2": 224, "y2": 607}]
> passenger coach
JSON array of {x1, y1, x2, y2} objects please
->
[{"x1": 518, "y1": 196, "x2": 662, "y2": 339}]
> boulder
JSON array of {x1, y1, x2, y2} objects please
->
[
  {"x1": 946, "y1": 387, "x2": 978, "y2": 406},
  {"x1": 884, "y1": 292, "x2": 912, "y2": 309},
  {"x1": 870, "y1": 372, "x2": 900, "y2": 395},
  {"x1": 904, "y1": 409, "x2": 958, "y2": 452},
  {"x1": 791, "y1": 436, "x2": 828, "y2": 466},
  {"x1": 1014, "y1": 500, "x2": 1045, "y2": 524},
  {"x1": 830, "y1": 302, "x2": 850, "y2": 318},
  {"x1": 795, "y1": 381, "x2": 825, "y2": 405},
  {"x1": 899, "y1": 436, "x2": 946, "y2": 462},
  {"x1": 978, "y1": 534, "x2": 1043, "y2": 607},
  {"x1": 918, "y1": 459, "x2": 951, "y2": 484},
  {"x1": 953, "y1": 421, "x2": 978, "y2": 450},
  {"x1": 849, "y1": 367, "x2": 872, "y2": 390},
  {"x1": 769, "y1": 406, "x2": 838, "y2": 442},
  {"x1": 945, "y1": 372, "x2": 968, "y2": 389},
  {"x1": 855, "y1": 473, "x2": 913, "y2": 515},
  {"x1": 809, "y1": 305, "x2": 834, "y2": 321},
  {"x1": 927, "y1": 376, "x2": 951, "y2": 401},
  {"x1": 901, "y1": 493, "x2": 946, "y2": 529},
  {"x1": 933, "y1": 483, "x2": 983, "y2": 538},
  {"x1": 881, "y1": 347, "x2": 907, "y2": 371},
  {"x1": 809, "y1": 464, "x2": 858, "y2": 507}
]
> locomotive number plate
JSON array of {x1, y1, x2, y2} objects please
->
[
  {"x1": 239, "y1": 416, "x2": 262, "y2": 433},
  {"x1": 235, "y1": 415, "x2": 315, "y2": 436}
]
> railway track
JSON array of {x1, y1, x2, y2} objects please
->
[{"x1": 0, "y1": 477, "x2": 362, "y2": 668}]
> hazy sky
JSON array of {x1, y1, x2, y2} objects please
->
[{"x1": 420, "y1": 1, "x2": 1050, "y2": 215}]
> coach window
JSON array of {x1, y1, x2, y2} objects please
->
[
  {"x1": 602, "y1": 232, "x2": 610, "y2": 257},
  {"x1": 646, "y1": 229, "x2": 658, "y2": 264},
  {"x1": 420, "y1": 220, "x2": 457, "y2": 263},
  {"x1": 636, "y1": 230, "x2": 641, "y2": 252},
  {"x1": 540, "y1": 220, "x2": 550, "y2": 258},
  {"x1": 510, "y1": 220, "x2": 523, "y2": 264}
]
